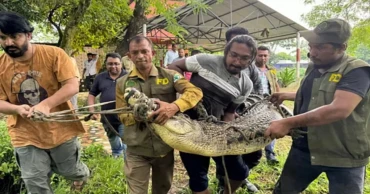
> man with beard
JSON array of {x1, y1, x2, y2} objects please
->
[
  {"x1": 169, "y1": 35, "x2": 256, "y2": 194},
  {"x1": 214, "y1": 26, "x2": 263, "y2": 193},
  {"x1": 225, "y1": 27, "x2": 263, "y2": 95},
  {"x1": 255, "y1": 45, "x2": 280, "y2": 164},
  {"x1": 0, "y1": 11, "x2": 89, "y2": 193},
  {"x1": 87, "y1": 53, "x2": 127, "y2": 159},
  {"x1": 265, "y1": 19, "x2": 370, "y2": 194},
  {"x1": 116, "y1": 35, "x2": 202, "y2": 194},
  {"x1": 173, "y1": 48, "x2": 186, "y2": 62}
]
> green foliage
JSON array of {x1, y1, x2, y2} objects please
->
[
  {"x1": 0, "y1": 0, "x2": 44, "y2": 22},
  {"x1": 0, "y1": 122, "x2": 125, "y2": 194},
  {"x1": 1, "y1": 118, "x2": 370, "y2": 193},
  {"x1": 350, "y1": 22, "x2": 370, "y2": 55},
  {"x1": 52, "y1": 144, "x2": 127, "y2": 194},
  {"x1": 270, "y1": 52, "x2": 295, "y2": 66},
  {"x1": 4, "y1": 0, "x2": 131, "y2": 53},
  {"x1": 301, "y1": 0, "x2": 370, "y2": 55},
  {"x1": 0, "y1": 121, "x2": 22, "y2": 194},
  {"x1": 139, "y1": 0, "x2": 209, "y2": 42},
  {"x1": 354, "y1": 44, "x2": 370, "y2": 62},
  {"x1": 31, "y1": 22, "x2": 59, "y2": 43},
  {"x1": 72, "y1": 0, "x2": 131, "y2": 53},
  {"x1": 277, "y1": 68, "x2": 296, "y2": 87}
]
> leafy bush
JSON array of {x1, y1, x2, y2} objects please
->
[
  {"x1": 0, "y1": 121, "x2": 126, "y2": 194},
  {"x1": 0, "y1": 121, "x2": 22, "y2": 194},
  {"x1": 277, "y1": 67, "x2": 296, "y2": 87},
  {"x1": 52, "y1": 144, "x2": 127, "y2": 194}
]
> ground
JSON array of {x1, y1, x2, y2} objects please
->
[{"x1": 76, "y1": 84, "x2": 370, "y2": 194}]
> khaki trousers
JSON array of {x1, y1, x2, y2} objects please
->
[{"x1": 124, "y1": 150, "x2": 174, "y2": 194}]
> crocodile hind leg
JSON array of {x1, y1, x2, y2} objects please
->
[{"x1": 194, "y1": 102, "x2": 221, "y2": 123}]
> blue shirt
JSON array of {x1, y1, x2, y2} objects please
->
[
  {"x1": 164, "y1": 50, "x2": 179, "y2": 67},
  {"x1": 89, "y1": 69, "x2": 127, "y2": 126}
]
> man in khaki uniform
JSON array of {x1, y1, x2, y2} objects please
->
[
  {"x1": 265, "y1": 19, "x2": 370, "y2": 194},
  {"x1": 116, "y1": 35, "x2": 203, "y2": 194}
]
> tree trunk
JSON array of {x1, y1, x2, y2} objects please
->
[
  {"x1": 60, "y1": 0, "x2": 91, "y2": 52},
  {"x1": 115, "y1": 0, "x2": 148, "y2": 56}
]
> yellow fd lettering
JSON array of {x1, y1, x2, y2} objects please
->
[
  {"x1": 156, "y1": 78, "x2": 169, "y2": 85},
  {"x1": 329, "y1": 73, "x2": 342, "y2": 83}
]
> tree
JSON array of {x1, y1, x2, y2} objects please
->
[
  {"x1": 2, "y1": 0, "x2": 208, "y2": 55},
  {"x1": 354, "y1": 44, "x2": 370, "y2": 63},
  {"x1": 115, "y1": 0, "x2": 209, "y2": 56},
  {"x1": 1, "y1": 0, "x2": 131, "y2": 54},
  {"x1": 270, "y1": 52, "x2": 295, "y2": 65},
  {"x1": 301, "y1": 0, "x2": 370, "y2": 54},
  {"x1": 264, "y1": 39, "x2": 309, "y2": 63}
]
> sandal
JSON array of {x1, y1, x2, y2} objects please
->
[{"x1": 71, "y1": 180, "x2": 86, "y2": 192}]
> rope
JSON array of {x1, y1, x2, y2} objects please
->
[
  {"x1": 222, "y1": 156, "x2": 231, "y2": 194},
  {"x1": 29, "y1": 101, "x2": 133, "y2": 122}
]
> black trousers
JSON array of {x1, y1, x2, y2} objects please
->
[
  {"x1": 84, "y1": 75, "x2": 96, "y2": 91},
  {"x1": 216, "y1": 149, "x2": 262, "y2": 187}
]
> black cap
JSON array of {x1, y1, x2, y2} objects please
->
[{"x1": 301, "y1": 18, "x2": 351, "y2": 44}]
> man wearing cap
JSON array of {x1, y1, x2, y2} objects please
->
[{"x1": 264, "y1": 18, "x2": 370, "y2": 194}]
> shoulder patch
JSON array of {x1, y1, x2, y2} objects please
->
[
  {"x1": 125, "y1": 80, "x2": 136, "y2": 87},
  {"x1": 173, "y1": 73, "x2": 182, "y2": 83}
]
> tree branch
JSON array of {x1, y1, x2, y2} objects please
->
[
  {"x1": 115, "y1": 0, "x2": 148, "y2": 56},
  {"x1": 47, "y1": 4, "x2": 63, "y2": 47}
]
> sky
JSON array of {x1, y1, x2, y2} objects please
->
[
  {"x1": 258, "y1": 0, "x2": 314, "y2": 53},
  {"x1": 259, "y1": 0, "x2": 312, "y2": 29}
]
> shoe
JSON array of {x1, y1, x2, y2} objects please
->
[
  {"x1": 241, "y1": 179, "x2": 259, "y2": 193},
  {"x1": 266, "y1": 152, "x2": 279, "y2": 164},
  {"x1": 71, "y1": 180, "x2": 86, "y2": 192}
]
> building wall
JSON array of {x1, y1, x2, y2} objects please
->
[{"x1": 73, "y1": 46, "x2": 115, "y2": 76}]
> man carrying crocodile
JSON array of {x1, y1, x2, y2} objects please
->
[
  {"x1": 169, "y1": 35, "x2": 257, "y2": 194},
  {"x1": 115, "y1": 35, "x2": 203, "y2": 194},
  {"x1": 265, "y1": 18, "x2": 370, "y2": 194}
]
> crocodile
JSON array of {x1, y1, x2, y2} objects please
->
[{"x1": 124, "y1": 87, "x2": 301, "y2": 157}]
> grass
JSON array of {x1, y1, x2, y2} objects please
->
[
  {"x1": 169, "y1": 82, "x2": 370, "y2": 194},
  {"x1": 46, "y1": 86, "x2": 370, "y2": 193}
]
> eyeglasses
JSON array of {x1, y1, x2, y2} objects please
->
[
  {"x1": 228, "y1": 51, "x2": 252, "y2": 63},
  {"x1": 106, "y1": 62, "x2": 121, "y2": 66}
]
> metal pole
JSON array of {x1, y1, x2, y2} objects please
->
[
  {"x1": 143, "y1": 24, "x2": 147, "y2": 37},
  {"x1": 296, "y1": 32, "x2": 301, "y2": 81},
  {"x1": 230, "y1": 0, "x2": 233, "y2": 27}
]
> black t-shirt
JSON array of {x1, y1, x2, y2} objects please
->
[
  {"x1": 89, "y1": 70, "x2": 127, "y2": 127},
  {"x1": 293, "y1": 67, "x2": 370, "y2": 152}
]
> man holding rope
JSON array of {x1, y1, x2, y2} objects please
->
[
  {"x1": 0, "y1": 11, "x2": 89, "y2": 193},
  {"x1": 116, "y1": 35, "x2": 203, "y2": 194}
]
